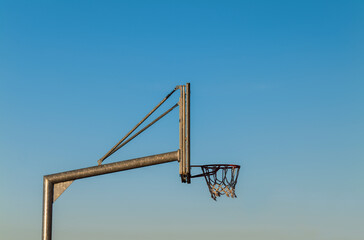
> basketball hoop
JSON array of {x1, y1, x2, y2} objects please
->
[
  {"x1": 191, "y1": 164, "x2": 240, "y2": 200},
  {"x1": 41, "y1": 83, "x2": 244, "y2": 240}
]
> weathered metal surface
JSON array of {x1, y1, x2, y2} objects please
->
[
  {"x1": 182, "y1": 85, "x2": 186, "y2": 181},
  {"x1": 42, "y1": 178, "x2": 53, "y2": 240},
  {"x1": 47, "y1": 151, "x2": 179, "y2": 183},
  {"x1": 53, "y1": 180, "x2": 73, "y2": 202},
  {"x1": 42, "y1": 83, "x2": 192, "y2": 240},
  {"x1": 179, "y1": 86, "x2": 183, "y2": 175},
  {"x1": 186, "y1": 83, "x2": 191, "y2": 183},
  {"x1": 177, "y1": 83, "x2": 191, "y2": 183},
  {"x1": 42, "y1": 150, "x2": 179, "y2": 240},
  {"x1": 179, "y1": 85, "x2": 185, "y2": 181}
]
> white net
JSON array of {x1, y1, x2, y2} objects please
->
[{"x1": 200, "y1": 164, "x2": 240, "y2": 200}]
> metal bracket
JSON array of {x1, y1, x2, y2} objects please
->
[
  {"x1": 178, "y1": 83, "x2": 190, "y2": 183},
  {"x1": 53, "y1": 180, "x2": 73, "y2": 202}
]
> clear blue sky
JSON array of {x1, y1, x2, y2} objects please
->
[{"x1": 1, "y1": 1, "x2": 363, "y2": 239}]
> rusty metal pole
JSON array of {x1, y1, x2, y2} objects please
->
[
  {"x1": 182, "y1": 85, "x2": 186, "y2": 180},
  {"x1": 42, "y1": 151, "x2": 179, "y2": 240},
  {"x1": 186, "y1": 83, "x2": 191, "y2": 183},
  {"x1": 178, "y1": 86, "x2": 184, "y2": 180},
  {"x1": 42, "y1": 178, "x2": 53, "y2": 240}
]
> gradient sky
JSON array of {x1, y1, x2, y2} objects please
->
[{"x1": 1, "y1": 1, "x2": 363, "y2": 240}]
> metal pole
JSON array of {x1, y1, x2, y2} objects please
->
[
  {"x1": 48, "y1": 151, "x2": 179, "y2": 183},
  {"x1": 42, "y1": 178, "x2": 53, "y2": 240},
  {"x1": 42, "y1": 150, "x2": 179, "y2": 240},
  {"x1": 186, "y1": 83, "x2": 191, "y2": 183},
  {"x1": 178, "y1": 86, "x2": 184, "y2": 181},
  {"x1": 182, "y1": 85, "x2": 186, "y2": 181}
]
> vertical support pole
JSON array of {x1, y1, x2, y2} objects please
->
[
  {"x1": 42, "y1": 177, "x2": 54, "y2": 240},
  {"x1": 178, "y1": 86, "x2": 183, "y2": 179},
  {"x1": 178, "y1": 83, "x2": 191, "y2": 183},
  {"x1": 186, "y1": 83, "x2": 191, "y2": 183},
  {"x1": 182, "y1": 85, "x2": 186, "y2": 182},
  {"x1": 179, "y1": 85, "x2": 186, "y2": 182}
]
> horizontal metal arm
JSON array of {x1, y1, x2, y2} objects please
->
[
  {"x1": 47, "y1": 150, "x2": 179, "y2": 183},
  {"x1": 42, "y1": 150, "x2": 179, "y2": 240}
]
